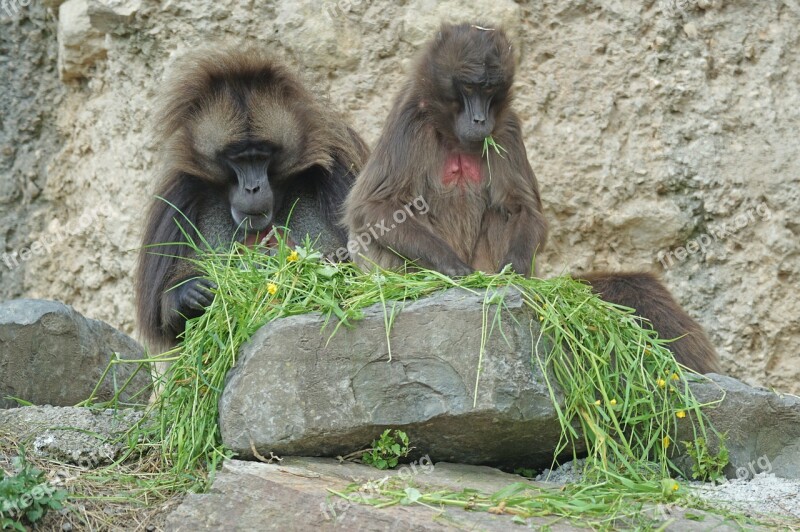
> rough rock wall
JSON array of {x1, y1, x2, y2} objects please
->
[
  {"x1": 0, "y1": 0, "x2": 798, "y2": 393},
  {"x1": 0, "y1": 1, "x2": 66, "y2": 302}
]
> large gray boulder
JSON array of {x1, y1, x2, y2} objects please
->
[
  {"x1": 0, "y1": 299, "x2": 150, "y2": 409},
  {"x1": 220, "y1": 288, "x2": 800, "y2": 480},
  {"x1": 219, "y1": 287, "x2": 571, "y2": 468}
]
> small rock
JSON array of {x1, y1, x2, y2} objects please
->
[
  {"x1": 57, "y1": 0, "x2": 108, "y2": 80},
  {"x1": 87, "y1": 0, "x2": 141, "y2": 33},
  {"x1": 674, "y1": 375, "x2": 800, "y2": 481},
  {"x1": 0, "y1": 299, "x2": 150, "y2": 409}
]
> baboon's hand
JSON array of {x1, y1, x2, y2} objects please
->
[
  {"x1": 437, "y1": 258, "x2": 474, "y2": 278},
  {"x1": 174, "y1": 278, "x2": 217, "y2": 318}
]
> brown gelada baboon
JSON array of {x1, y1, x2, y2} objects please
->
[
  {"x1": 344, "y1": 22, "x2": 719, "y2": 374},
  {"x1": 136, "y1": 49, "x2": 368, "y2": 354},
  {"x1": 344, "y1": 22, "x2": 547, "y2": 277}
]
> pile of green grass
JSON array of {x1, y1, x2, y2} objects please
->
[
  {"x1": 111, "y1": 229, "x2": 730, "y2": 526},
  {"x1": 144, "y1": 234, "x2": 718, "y2": 473}
]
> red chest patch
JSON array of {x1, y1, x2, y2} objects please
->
[{"x1": 443, "y1": 153, "x2": 483, "y2": 187}]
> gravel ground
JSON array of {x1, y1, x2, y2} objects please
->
[
  {"x1": 535, "y1": 458, "x2": 587, "y2": 484},
  {"x1": 536, "y1": 460, "x2": 800, "y2": 524},
  {"x1": 690, "y1": 473, "x2": 800, "y2": 522}
]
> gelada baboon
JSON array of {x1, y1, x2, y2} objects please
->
[
  {"x1": 344, "y1": 22, "x2": 547, "y2": 277},
  {"x1": 136, "y1": 49, "x2": 368, "y2": 353},
  {"x1": 344, "y1": 23, "x2": 719, "y2": 374}
]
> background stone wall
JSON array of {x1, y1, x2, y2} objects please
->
[{"x1": 1, "y1": 0, "x2": 797, "y2": 392}]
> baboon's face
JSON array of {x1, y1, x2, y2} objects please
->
[
  {"x1": 221, "y1": 140, "x2": 277, "y2": 232},
  {"x1": 188, "y1": 90, "x2": 303, "y2": 233},
  {"x1": 425, "y1": 25, "x2": 514, "y2": 148},
  {"x1": 451, "y1": 79, "x2": 500, "y2": 145}
]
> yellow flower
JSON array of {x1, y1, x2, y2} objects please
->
[
  {"x1": 672, "y1": 482, "x2": 680, "y2": 492},
  {"x1": 671, "y1": 373, "x2": 680, "y2": 381},
  {"x1": 267, "y1": 283, "x2": 278, "y2": 295},
  {"x1": 539, "y1": 315, "x2": 545, "y2": 321},
  {"x1": 676, "y1": 410, "x2": 686, "y2": 419},
  {"x1": 594, "y1": 400, "x2": 602, "y2": 406},
  {"x1": 610, "y1": 399, "x2": 617, "y2": 406},
  {"x1": 657, "y1": 378, "x2": 666, "y2": 389},
  {"x1": 663, "y1": 436, "x2": 671, "y2": 449},
  {"x1": 287, "y1": 250, "x2": 299, "y2": 262}
]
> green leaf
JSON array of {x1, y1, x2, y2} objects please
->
[
  {"x1": 401, "y1": 487, "x2": 422, "y2": 504},
  {"x1": 26, "y1": 506, "x2": 44, "y2": 521},
  {"x1": 317, "y1": 265, "x2": 339, "y2": 278}
]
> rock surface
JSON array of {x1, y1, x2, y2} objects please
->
[
  {"x1": 57, "y1": 0, "x2": 107, "y2": 81},
  {"x1": 0, "y1": 299, "x2": 150, "y2": 409},
  {"x1": 219, "y1": 288, "x2": 572, "y2": 468},
  {"x1": 675, "y1": 374, "x2": 800, "y2": 481},
  {"x1": 221, "y1": 290, "x2": 800, "y2": 480},
  {"x1": 0, "y1": 0, "x2": 798, "y2": 395},
  {"x1": 164, "y1": 458, "x2": 741, "y2": 531},
  {"x1": 0, "y1": 405, "x2": 143, "y2": 466},
  {"x1": 57, "y1": 0, "x2": 142, "y2": 80}
]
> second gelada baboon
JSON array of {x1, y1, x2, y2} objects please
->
[{"x1": 344, "y1": 22, "x2": 547, "y2": 277}]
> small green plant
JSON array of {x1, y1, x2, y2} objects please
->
[
  {"x1": 482, "y1": 135, "x2": 508, "y2": 181},
  {"x1": 513, "y1": 467, "x2": 537, "y2": 478},
  {"x1": 683, "y1": 437, "x2": 729, "y2": 482},
  {"x1": 0, "y1": 450, "x2": 67, "y2": 531},
  {"x1": 361, "y1": 430, "x2": 411, "y2": 470}
]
